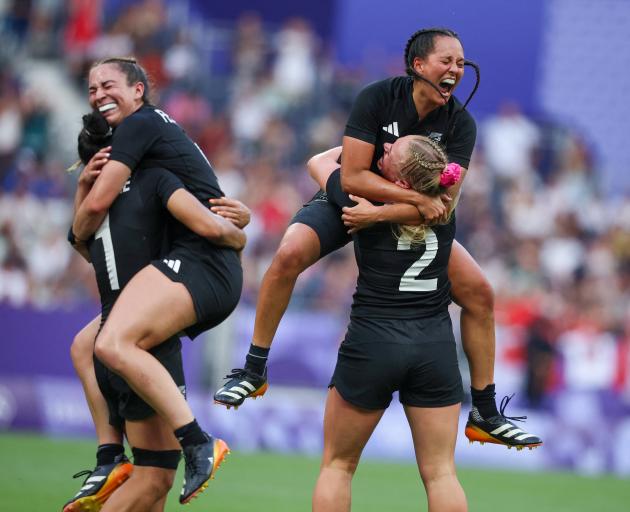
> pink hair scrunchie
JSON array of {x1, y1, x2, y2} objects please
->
[{"x1": 439, "y1": 162, "x2": 462, "y2": 187}]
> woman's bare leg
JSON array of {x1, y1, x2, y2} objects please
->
[
  {"x1": 252, "y1": 223, "x2": 322, "y2": 348},
  {"x1": 214, "y1": 223, "x2": 322, "y2": 408},
  {"x1": 312, "y1": 388, "x2": 384, "y2": 512},
  {"x1": 94, "y1": 265, "x2": 197, "y2": 430},
  {"x1": 71, "y1": 315, "x2": 123, "y2": 444},
  {"x1": 449, "y1": 242, "x2": 542, "y2": 448},
  {"x1": 448, "y1": 241, "x2": 495, "y2": 391},
  {"x1": 404, "y1": 403, "x2": 467, "y2": 512},
  {"x1": 101, "y1": 414, "x2": 179, "y2": 512}
]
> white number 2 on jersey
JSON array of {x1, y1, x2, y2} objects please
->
[
  {"x1": 396, "y1": 228, "x2": 438, "y2": 292},
  {"x1": 95, "y1": 214, "x2": 120, "y2": 291}
]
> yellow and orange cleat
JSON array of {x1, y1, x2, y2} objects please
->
[{"x1": 62, "y1": 454, "x2": 133, "y2": 512}]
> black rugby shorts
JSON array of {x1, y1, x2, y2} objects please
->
[
  {"x1": 95, "y1": 335, "x2": 185, "y2": 425},
  {"x1": 152, "y1": 244, "x2": 243, "y2": 339},
  {"x1": 289, "y1": 190, "x2": 352, "y2": 257},
  {"x1": 330, "y1": 311, "x2": 463, "y2": 410}
]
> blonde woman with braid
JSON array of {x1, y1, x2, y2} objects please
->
[
  {"x1": 215, "y1": 29, "x2": 541, "y2": 459},
  {"x1": 308, "y1": 135, "x2": 466, "y2": 512}
]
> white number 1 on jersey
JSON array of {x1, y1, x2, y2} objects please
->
[{"x1": 95, "y1": 213, "x2": 120, "y2": 291}]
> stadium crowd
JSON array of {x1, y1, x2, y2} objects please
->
[{"x1": 0, "y1": 0, "x2": 628, "y2": 410}]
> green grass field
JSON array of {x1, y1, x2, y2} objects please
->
[{"x1": 1, "y1": 432, "x2": 628, "y2": 511}]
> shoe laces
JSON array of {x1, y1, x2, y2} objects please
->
[
  {"x1": 499, "y1": 394, "x2": 527, "y2": 422},
  {"x1": 184, "y1": 454, "x2": 197, "y2": 476},
  {"x1": 184, "y1": 434, "x2": 212, "y2": 476},
  {"x1": 71, "y1": 468, "x2": 93, "y2": 481},
  {"x1": 224, "y1": 368, "x2": 263, "y2": 380}
]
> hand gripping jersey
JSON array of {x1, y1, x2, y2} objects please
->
[
  {"x1": 345, "y1": 76, "x2": 477, "y2": 171},
  {"x1": 290, "y1": 76, "x2": 475, "y2": 258},
  {"x1": 88, "y1": 167, "x2": 183, "y2": 320},
  {"x1": 107, "y1": 104, "x2": 242, "y2": 298},
  {"x1": 87, "y1": 167, "x2": 186, "y2": 421},
  {"x1": 326, "y1": 170, "x2": 455, "y2": 319}
]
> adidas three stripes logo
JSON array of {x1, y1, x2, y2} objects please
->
[
  {"x1": 215, "y1": 380, "x2": 257, "y2": 401},
  {"x1": 382, "y1": 122, "x2": 399, "y2": 137},
  {"x1": 163, "y1": 259, "x2": 181, "y2": 273}
]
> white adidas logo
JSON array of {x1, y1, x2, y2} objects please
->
[
  {"x1": 382, "y1": 121, "x2": 399, "y2": 137},
  {"x1": 163, "y1": 259, "x2": 181, "y2": 273},
  {"x1": 75, "y1": 475, "x2": 106, "y2": 497},
  {"x1": 490, "y1": 423, "x2": 539, "y2": 442},
  {"x1": 215, "y1": 380, "x2": 257, "y2": 402}
]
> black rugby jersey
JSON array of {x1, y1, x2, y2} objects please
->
[
  {"x1": 327, "y1": 170, "x2": 455, "y2": 319},
  {"x1": 88, "y1": 167, "x2": 183, "y2": 320},
  {"x1": 109, "y1": 105, "x2": 223, "y2": 203},
  {"x1": 345, "y1": 76, "x2": 476, "y2": 171}
]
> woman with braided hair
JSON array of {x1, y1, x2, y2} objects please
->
[
  {"x1": 339, "y1": 27, "x2": 541, "y2": 450},
  {"x1": 71, "y1": 57, "x2": 246, "y2": 506},
  {"x1": 308, "y1": 135, "x2": 467, "y2": 511},
  {"x1": 215, "y1": 27, "x2": 541, "y2": 453}
]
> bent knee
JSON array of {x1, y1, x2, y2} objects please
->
[
  {"x1": 452, "y1": 274, "x2": 495, "y2": 313},
  {"x1": 147, "y1": 471, "x2": 175, "y2": 495},
  {"x1": 70, "y1": 331, "x2": 94, "y2": 368},
  {"x1": 93, "y1": 334, "x2": 125, "y2": 372},
  {"x1": 130, "y1": 469, "x2": 175, "y2": 499},
  {"x1": 271, "y1": 240, "x2": 316, "y2": 276}
]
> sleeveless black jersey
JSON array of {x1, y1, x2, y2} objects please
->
[
  {"x1": 109, "y1": 105, "x2": 223, "y2": 203},
  {"x1": 345, "y1": 76, "x2": 476, "y2": 171},
  {"x1": 87, "y1": 167, "x2": 184, "y2": 320},
  {"x1": 327, "y1": 170, "x2": 455, "y2": 319}
]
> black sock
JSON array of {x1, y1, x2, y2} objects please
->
[
  {"x1": 96, "y1": 443, "x2": 124, "y2": 466},
  {"x1": 471, "y1": 384, "x2": 499, "y2": 418},
  {"x1": 174, "y1": 419, "x2": 207, "y2": 449},
  {"x1": 244, "y1": 343, "x2": 269, "y2": 376}
]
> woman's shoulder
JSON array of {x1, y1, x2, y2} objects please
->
[
  {"x1": 358, "y1": 75, "x2": 411, "y2": 101},
  {"x1": 449, "y1": 96, "x2": 476, "y2": 126}
]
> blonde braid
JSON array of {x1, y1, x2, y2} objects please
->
[{"x1": 394, "y1": 136, "x2": 450, "y2": 246}]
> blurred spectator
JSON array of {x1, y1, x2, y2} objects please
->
[
  {"x1": 232, "y1": 12, "x2": 268, "y2": 92},
  {"x1": 483, "y1": 100, "x2": 541, "y2": 182},
  {"x1": 524, "y1": 315, "x2": 557, "y2": 409},
  {"x1": 0, "y1": 69, "x2": 23, "y2": 180},
  {"x1": 272, "y1": 18, "x2": 317, "y2": 103}
]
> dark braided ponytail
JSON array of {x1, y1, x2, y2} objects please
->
[
  {"x1": 78, "y1": 111, "x2": 112, "y2": 165},
  {"x1": 403, "y1": 28, "x2": 481, "y2": 146}
]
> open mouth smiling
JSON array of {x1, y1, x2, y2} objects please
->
[
  {"x1": 98, "y1": 103, "x2": 117, "y2": 113},
  {"x1": 438, "y1": 78, "x2": 456, "y2": 95}
]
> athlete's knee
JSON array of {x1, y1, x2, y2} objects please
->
[
  {"x1": 270, "y1": 239, "x2": 316, "y2": 277},
  {"x1": 453, "y1": 273, "x2": 494, "y2": 315},
  {"x1": 418, "y1": 460, "x2": 456, "y2": 487},
  {"x1": 70, "y1": 329, "x2": 94, "y2": 369},
  {"x1": 94, "y1": 331, "x2": 126, "y2": 373},
  {"x1": 129, "y1": 468, "x2": 175, "y2": 501},
  {"x1": 131, "y1": 448, "x2": 180, "y2": 496},
  {"x1": 322, "y1": 455, "x2": 361, "y2": 477}
]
